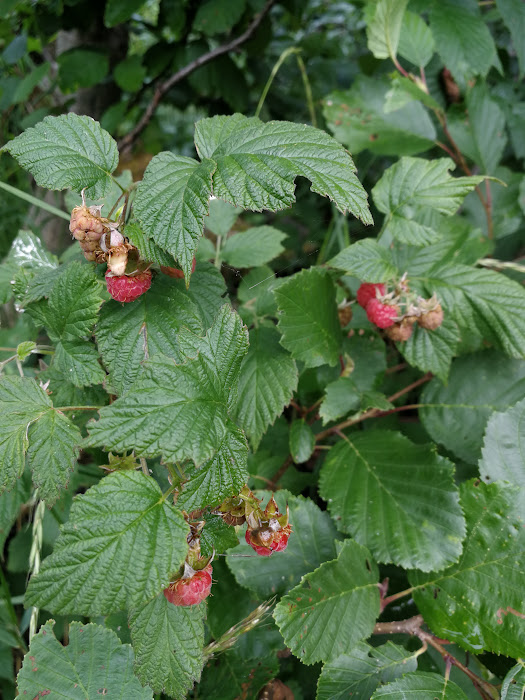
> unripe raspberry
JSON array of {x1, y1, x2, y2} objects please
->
[
  {"x1": 338, "y1": 304, "x2": 353, "y2": 327},
  {"x1": 418, "y1": 304, "x2": 444, "y2": 330},
  {"x1": 245, "y1": 520, "x2": 292, "y2": 556},
  {"x1": 356, "y1": 282, "x2": 386, "y2": 309},
  {"x1": 69, "y1": 205, "x2": 109, "y2": 262},
  {"x1": 366, "y1": 298, "x2": 399, "y2": 329},
  {"x1": 105, "y1": 270, "x2": 152, "y2": 303},
  {"x1": 385, "y1": 318, "x2": 414, "y2": 342},
  {"x1": 163, "y1": 564, "x2": 213, "y2": 606},
  {"x1": 160, "y1": 257, "x2": 196, "y2": 279}
]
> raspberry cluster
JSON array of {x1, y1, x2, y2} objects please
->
[
  {"x1": 216, "y1": 486, "x2": 292, "y2": 556},
  {"x1": 356, "y1": 278, "x2": 444, "y2": 341}
]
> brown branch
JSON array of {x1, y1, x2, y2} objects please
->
[{"x1": 118, "y1": 0, "x2": 275, "y2": 153}]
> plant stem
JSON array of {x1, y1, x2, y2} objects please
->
[
  {"x1": 296, "y1": 53, "x2": 317, "y2": 126},
  {"x1": 381, "y1": 586, "x2": 414, "y2": 610},
  {"x1": 0, "y1": 181, "x2": 70, "y2": 221},
  {"x1": 214, "y1": 235, "x2": 222, "y2": 268},
  {"x1": 256, "y1": 46, "x2": 300, "y2": 118}
]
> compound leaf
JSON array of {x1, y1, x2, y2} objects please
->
[
  {"x1": 319, "y1": 431, "x2": 465, "y2": 571},
  {"x1": 2, "y1": 114, "x2": 118, "y2": 199},
  {"x1": 25, "y1": 471, "x2": 189, "y2": 615},
  {"x1": 129, "y1": 594, "x2": 206, "y2": 699},
  {"x1": 17, "y1": 621, "x2": 152, "y2": 699},
  {"x1": 194, "y1": 113, "x2": 372, "y2": 225},
  {"x1": 274, "y1": 540, "x2": 380, "y2": 665},
  {"x1": 275, "y1": 267, "x2": 342, "y2": 368},
  {"x1": 410, "y1": 481, "x2": 525, "y2": 657}
]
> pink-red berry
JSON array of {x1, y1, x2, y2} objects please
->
[
  {"x1": 356, "y1": 282, "x2": 386, "y2": 309},
  {"x1": 163, "y1": 564, "x2": 213, "y2": 606},
  {"x1": 245, "y1": 521, "x2": 292, "y2": 556},
  {"x1": 105, "y1": 270, "x2": 152, "y2": 303},
  {"x1": 366, "y1": 298, "x2": 399, "y2": 329}
]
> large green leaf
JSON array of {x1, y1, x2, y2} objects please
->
[
  {"x1": 496, "y1": 0, "x2": 525, "y2": 76},
  {"x1": 372, "y1": 672, "x2": 469, "y2": 699},
  {"x1": 429, "y1": 1, "x2": 497, "y2": 83},
  {"x1": 317, "y1": 641, "x2": 419, "y2": 700},
  {"x1": 329, "y1": 239, "x2": 397, "y2": 282},
  {"x1": 457, "y1": 85, "x2": 506, "y2": 174},
  {"x1": 410, "y1": 481, "x2": 525, "y2": 657},
  {"x1": 87, "y1": 306, "x2": 248, "y2": 466},
  {"x1": 275, "y1": 267, "x2": 342, "y2": 368},
  {"x1": 17, "y1": 621, "x2": 152, "y2": 699},
  {"x1": 227, "y1": 492, "x2": 340, "y2": 597},
  {"x1": 0, "y1": 376, "x2": 80, "y2": 504},
  {"x1": 400, "y1": 317, "x2": 460, "y2": 383},
  {"x1": 221, "y1": 225, "x2": 287, "y2": 268},
  {"x1": 125, "y1": 222, "x2": 177, "y2": 267},
  {"x1": 420, "y1": 351, "x2": 525, "y2": 463},
  {"x1": 232, "y1": 326, "x2": 298, "y2": 449},
  {"x1": 30, "y1": 261, "x2": 105, "y2": 387},
  {"x1": 134, "y1": 154, "x2": 216, "y2": 277},
  {"x1": 194, "y1": 113, "x2": 372, "y2": 225},
  {"x1": 129, "y1": 593, "x2": 205, "y2": 699},
  {"x1": 479, "y1": 397, "x2": 525, "y2": 504},
  {"x1": 372, "y1": 157, "x2": 486, "y2": 245},
  {"x1": 319, "y1": 431, "x2": 465, "y2": 571},
  {"x1": 178, "y1": 261, "x2": 228, "y2": 328},
  {"x1": 25, "y1": 471, "x2": 189, "y2": 615},
  {"x1": 96, "y1": 274, "x2": 203, "y2": 395},
  {"x1": 175, "y1": 420, "x2": 249, "y2": 512},
  {"x1": 414, "y1": 264, "x2": 525, "y2": 359},
  {"x1": 274, "y1": 540, "x2": 380, "y2": 665},
  {"x1": 323, "y1": 77, "x2": 436, "y2": 156},
  {"x1": 2, "y1": 114, "x2": 118, "y2": 199},
  {"x1": 398, "y1": 11, "x2": 435, "y2": 67},
  {"x1": 366, "y1": 0, "x2": 408, "y2": 61}
]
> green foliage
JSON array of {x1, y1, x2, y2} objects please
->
[{"x1": 1, "y1": 2, "x2": 525, "y2": 696}]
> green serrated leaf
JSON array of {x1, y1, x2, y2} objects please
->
[
  {"x1": 232, "y1": 326, "x2": 297, "y2": 450},
  {"x1": 398, "y1": 11, "x2": 435, "y2": 67},
  {"x1": 320, "y1": 431, "x2": 465, "y2": 571},
  {"x1": 400, "y1": 317, "x2": 460, "y2": 383},
  {"x1": 289, "y1": 419, "x2": 315, "y2": 464},
  {"x1": 198, "y1": 651, "x2": 278, "y2": 700},
  {"x1": 316, "y1": 641, "x2": 419, "y2": 700},
  {"x1": 104, "y1": 0, "x2": 144, "y2": 26},
  {"x1": 28, "y1": 409, "x2": 81, "y2": 505},
  {"x1": 205, "y1": 198, "x2": 241, "y2": 237},
  {"x1": 16, "y1": 340, "x2": 36, "y2": 361},
  {"x1": 125, "y1": 222, "x2": 177, "y2": 267},
  {"x1": 275, "y1": 267, "x2": 342, "y2": 368},
  {"x1": 372, "y1": 672, "x2": 469, "y2": 699},
  {"x1": 8, "y1": 229, "x2": 58, "y2": 270},
  {"x1": 372, "y1": 157, "x2": 486, "y2": 245},
  {"x1": 175, "y1": 419, "x2": 248, "y2": 512},
  {"x1": 366, "y1": 0, "x2": 408, "y2": 61},
  {"x1": 129, "y1": 594, "x2": 205, "y2": 699},
  {"x1": 96, "y1": 274, "x2": 203, "y2": 395},
  {"x1": 25, "y1": 471, "x2": 189, "y2": 615},
  {"x1": 193, "y1": 0, "x2": 246, "y2": 35},
  {"x1": 227, "y1": 492, "x2": 340, "y2": 597},
  {"x1": 384, "y1": 75, "x2": 441, "y2": 113},
  {"x1": 274, "y1": 540, "x2": 380, "y2": 665},
  {"x1": 221, "y1": 225, "x2": 287, "y2": 268},
  {"x1": 479, "y1": 397, "x2": 525, "y2": 504},
  {"x1": 501, "y1": 662, "x2": 525, "y2": 700},
  {"x1": 410, "y1": 480, "x2": 525, "y2": 657},
  {"x1": 194, "y1": 113, "x2": 372, "y2": 224},
  {"x1": 114, "y1": 55, "x2": 146, "y2": 93},
  {"x1": 2, "y1": 114, "x2": 118, "y2": 199},
  {"x1": 17, "y1": 621, "x2": 153, "y2": 699},
  {"x1": 88, "y1": 306, "x2": 248, "y2": 466},
  {"x1": 57, "y1": 49, "x2": 109, "y2": 93},
  {"x1": 179, "y1": 261, "x2": 228, "y2": 328},
  {"x1": 0, "y1": 474, "x2": 30, "y2": 550},
  {"x1": 329, "y1": 239, "x2": 398, "y2": 282},
  {"x1": 200, "y1": 512, "x2": 239, "y2": 556},
  {"x1": 497, "y1": 0, "x2": 525, "y2": 77},
  {"x1": 323, "y1": 77, "x2": 436, "y2": 157},
  {"x1": 420, "y1": 351, "x2": 525, "y2": 463},
  {"x1": 134, "y1": 153, "x2": 216, "y2": 277},
  {"x1": 429, "y1": 1, "x2": 497, "y2": 84},
  {"x1": 319, "y1": 376, "x2": 363, "y2": 425}
]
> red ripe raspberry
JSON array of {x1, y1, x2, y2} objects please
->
[
  {"x1": 160, "y1": 257, "x2": 196, "y2": 279},
  {"x1": 356, "y1": 282, "x2": 386, "y2": 309},
  {"x1": 105, "y1": 270, "x2": 152, "y2": 303},
  {"x1": 366, "y1": 298, "x2": 399, "y2": 329},
  {"x1": 245, "y1": 521, "x2": 292, "y2": 556},
  {"x1": 163, "y1": 564, "x2": 213, "y2": 606}
]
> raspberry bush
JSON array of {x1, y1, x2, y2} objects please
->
[{"x1": 1, "y1": 1, "x2": 525, "y2": 699}]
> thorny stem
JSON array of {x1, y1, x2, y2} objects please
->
[
  {"x1": 118, "y1": 0, "x2": 275, "y2": 152},
  {"x1": 374, "y1": 616, "x2": 498, "y2": 700},
  {"x1": 315, "y1": 373, "x2": 432, "y2": 442}
]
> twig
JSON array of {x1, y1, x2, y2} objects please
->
[
  {"x1": 268, "y1": 455, "x2": 293, "y2": 490},
  {"x1": 118, "y1": 0, "x2": 275, "y2": 153}
]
